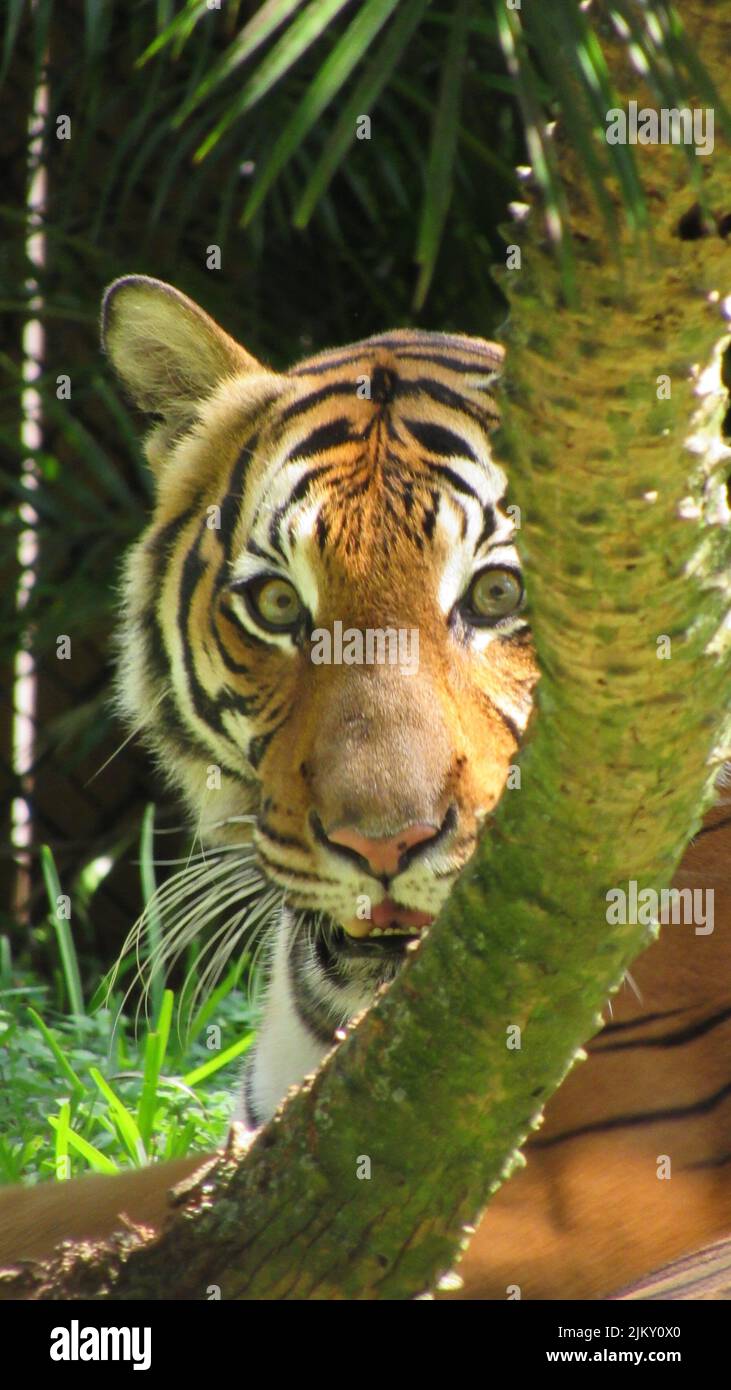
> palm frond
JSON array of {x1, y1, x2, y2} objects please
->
[
  {"x1": 413, "y1": 0, "x2": 472, "y2": 310},
  {"x1": 240, "y1": 0, "x2": 403, "y2": 223}
]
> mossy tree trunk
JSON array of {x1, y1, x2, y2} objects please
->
[{"x1": 8, "y1": 0, "x2": 731, "y2": 1300}]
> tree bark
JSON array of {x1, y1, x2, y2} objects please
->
[{"x1": 4, "y1": 0, "x2": 731, "y2": 1300}]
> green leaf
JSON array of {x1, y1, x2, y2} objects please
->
[
  {"x1": 89, "y1": 1067, "x2": 146, "y2": 1164},
  {"x1": 293, "y1": 0, "x2": 430, "y2": 229},
  {"x1": 53, "y1": 1100, "x2": 71, "y2": 1180},
  {"x1": 546, "y1": 1, "x2": 645, "y2": 232},
  {"x1": 525, "y1": 6, "x2": 621, "y2": 245},
  {"x1": 0, "y1": 0, "x2": 25, "y2": 87},
  {"x1": 138, "y1": 0, "x2": 208, "y2": 66},
  {"x1": 496, "y1": 2, "x2": 576, "y2": 302},
  {"x1": 183, "y1": 1031, "x2": 254, "y2": 1087},
  {"x1": 186, "y1": 958, "x2": 246, "y2": 1044},
  {"x1": 83, "y1": 0, "x2": 108, "y2": 60},
  {"x1": 137, "y1": 990, "x2": 174, "y2": 1146},
  {"x1": 193, "y1": 0, "x2": 353, "y2": 157},
  {"x1": 26, "y1": 1006, "x2": 85, "y2": 1095},
  {"x1": 47, "y1": 1117, "x2": 119, "y2": 1175},
  {"x1": 413, "y1": 0, "x2": 472, "y2": 309},
  {"x1": 173, "y1": 0, "x2": 308, "y2": 123},
  {"x1": 241, "y1": 0, "x2": 403, "y2": 220}
]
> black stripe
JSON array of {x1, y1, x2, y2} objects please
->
[
  {"x1": 139, "y1": 608, "x2": 170, "y2": 684},
  {"x1": 429, "y1": 463, "x2": 483, "y2": 503},
  {"x1": 423, "y1": 505, "x2": 437, "y2": 541},
  {"x1": 145, "y1": 502, "x2": 201, "y2": 565},
  {"x1": 260, "y1": 467, "x2": 332, "y2": 554},
  {"x1": 218, "y1": 600, "x2": 271, "y2": 650},
  {"x1": 155, "y1": 693, "x2": 215, "y2": 760},
  {"x1": 395, "y1": 351, "x2": 500, "y2": 377},
  {"x1": 533, "y1": 1077, "x2": 731, "y2": 1148},
  {"x1": 136, "y1": 502, "x2": 201, "y2": 724},
  {"x1": 178, "y1": 537, "x2": 223, "y2": 733},
  {"x1": 246, "y1": 537, "x2": 282, "y2": 564},
  {"x1": 243, "y1": 1057, "x2": 262, "y2": 1130},
  {"x1": 601, "y1": 1007, "x2": 689, "y2": 1035},
  {"x1": 248, "y1": 729, "x2": 276, "y2": 770},
  {"x1": 355, "y1": 332, "x2": 501, "y2": 360},
  {"x1": 154, "y1": 690, "x2": 253, "y2": 781},
  {"x1": 209, "y1": 609, "x2": 257, "y2": 676},
  {"x1": 290, "y1": 352, "x2": 375, "y2": 377},
  {"x1": 291, "y1": 337, "x2": 501, "y2": 379},
  {"x1": 474, "y1": 508, "x2": 497, "y2": 550},
  {"x1": 286, "y1": 931, "x2": 340, "y2": 1044},
  {"x1": 286, "y1": 418, "x2": 353, "y2": 460},
  {"x1": 483, "y1": 694, "x2": 522, "y2": 744},
  {"x1": 217, "y1": 436, "x2": 257, "y2": 560},
  {"x1": 398, "y1": 376, "x2": 499, "y2": 426},
  {"x1": 267, "y1": 510, "x2": 287, "y2": 559},
  {"x1": 279, "y1": 381, "x2": 362, "y2": 420},
  {"x1": 696, "y1": 812, "x2": 731, "y2": 839},
  {"x1": 255, "y1": 848, "x2": 325, "y2": 884},
  {"x1": 404, "y1": 418, "x2": 478, "y2": 462},
  {"x1": 258, "y1": 823, "x2": 310, "y2": 853},
  {"x1": 178, "y1": 527, "x2": 241, "y2": 744},
  {"x1": 217, "y1": 686, "x2": 258, "y2": 719},
  {"x1": 593, "y1": 1003, "x2": 731, "y2": 1052}
]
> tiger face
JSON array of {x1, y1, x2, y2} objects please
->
[{"x1": 104, "y1": 278, "x2": 539, "y2": 1096}]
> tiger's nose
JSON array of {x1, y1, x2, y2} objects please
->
[{"x1": 325, "y1": 822, "x2": 440, "y2": 877}]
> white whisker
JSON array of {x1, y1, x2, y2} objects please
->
[{"x1": 85, "y1": 686, "x2": 170, "y2": 786}]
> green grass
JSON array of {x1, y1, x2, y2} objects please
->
[
  {"x1": 0, "y1": 969, "x2": 257, "y2": 1186},
  {"x1": 0, "y1": 835, "x2": 261, "y2": 1189}
]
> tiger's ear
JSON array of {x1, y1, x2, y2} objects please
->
[{"x1": 101, "y1": 276, "x2": 262, "y2": 433}]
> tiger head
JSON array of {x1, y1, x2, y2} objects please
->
[{"x1": 104, "y1": 277, "x2": 538, "y2": 987}]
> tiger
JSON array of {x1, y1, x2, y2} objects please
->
[{"x1": 1, "y1": 276, "x2": 730, "y2": 1300}]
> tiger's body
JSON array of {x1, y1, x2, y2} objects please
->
[{"x1": 1, "y1": 278, "x2": 729, "y2": 1298}]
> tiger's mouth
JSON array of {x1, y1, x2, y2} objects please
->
[{"x1": 340, "y1": 896, "x2": 435, "y2": 951}]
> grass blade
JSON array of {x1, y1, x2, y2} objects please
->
[
  {"x1": 183, "y1": 1031, "x2": 255, "y2": 1087},
  {"x1": 26, "y1": 1006, "x2": 85, "y2": 1096},
  {"x1": 140, "y1": 805, "x2": 165, "y2": 1024},
  {"x1": 40, "y1": 845, "x2": 85, "y2": 1018},
  {"x1": 89, "y1": 1067, "x2": 146, "y2": 1164},
  {"x1": 53, "y1": 1100, "x2": 71, "y2": 1181},
  {"x1": 47, "y1": 1117, "x2": 119, "y2": 1175}
]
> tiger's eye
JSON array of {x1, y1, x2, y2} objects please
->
[
  {"x1": 250, "y1": 577, "x2": 303, "y2": 630},
  {"x1": 466, "y1": 567, "x2": 523, "y2": 621}
]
